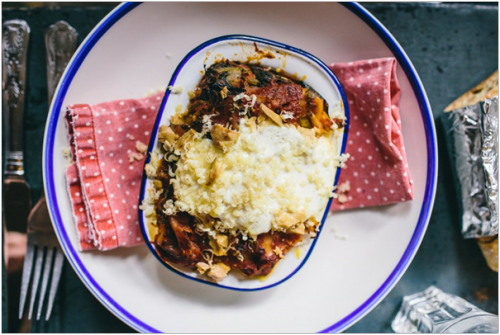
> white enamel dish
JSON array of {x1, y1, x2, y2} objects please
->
[
  {"x1": 138, "y1": 35, "x2": 349, "y2": 291},
  {"x1": 43, "y1": 2, "x2": 437, "y2": 333}
]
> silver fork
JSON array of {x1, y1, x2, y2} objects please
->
[
  {"x1": 20, "y1": 198, "x2": 65, "y2": 320},
  {"x1": 18, "y1": 20, "x2": 78, "y2": 321}
]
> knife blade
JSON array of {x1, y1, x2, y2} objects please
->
[{"x1": 3, "y1": 20, "x2": 31, "y2": 233}]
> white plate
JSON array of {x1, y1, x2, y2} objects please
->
[{"x1": 44, "y1": 3, "x2": 437, "y2": 332}]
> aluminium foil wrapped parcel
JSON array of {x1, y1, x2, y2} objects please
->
[{"x1": 447, "y1": 97, "x2": 498, "y2": 238}]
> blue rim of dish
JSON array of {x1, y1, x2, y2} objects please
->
[
  {"x1": 137, "y1": 34, "x2": 350, "y2": 292},
  {"x1": 42, "y1": 2, "x2": 437, "y2": 333}
]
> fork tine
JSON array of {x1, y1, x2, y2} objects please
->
[
  {"x1": 28, "y1": 246, "x2": 44, "y2": 319},
  {"x1": 45, "y1": 248, "x2": 64, "y2": 321},
  {"x1": 36, "y1": 247, "x2": 54, "y2": 320},
  {"x1": 18, "y1": 243, "x2": 35, "y2": 319}
]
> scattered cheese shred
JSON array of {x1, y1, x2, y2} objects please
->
[
  {"x1": 128, "y1": 152, "x2": 144, "y2": 163},
  {"x1": 250, "y1": 94, "x2": 257, "y2": 108},
  {"x1": 260, "y1": 104, "x2": 283, "y2": 126},
  {"x1": 337, "y1": 182, "x2": 351, "y2": 193},
  {"x1": 61, "y1": 147, "x2": 73, "y2": 165},
  {"x1": 158, "y1": 125, "x2": 179, "y2": 145},
  {"x1": 207, "y1": 263, "x2": 231, "y2": 280},
  {"x1": 280, "y1": 111, "x2": 294, "y2": 121},
  {"x1": 335, "y1": 181, "x2": 351, "y2": 204},
  {"x1": 168, "y1": 85, "x2": 183, "y2": 94},
  {"x1": 233, "y1": 93, "x2": 252, "y2": 102},
  {"x1": 337, "y1": 194, "x2": 348, "y2": 204},
  {"x1": 144, "y1": 163, "x2": 156, "y2": 178},
  {"x1": 210, "y1": 124, "x2": 239, "y2": 152},
  {"x1": 196, "y1": 262, "x2": 210, "y2": 274},
  {"x1": 136, "y1": 140, "x2": 148, "y2": 153}
]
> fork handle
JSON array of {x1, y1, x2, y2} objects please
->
[{"x1": 2, "y1": 20, "x2": 30, "y2": 175}]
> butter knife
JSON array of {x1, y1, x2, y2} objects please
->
[{"x1": 2, "y1": 20, "x2": 31, "y2": 233}]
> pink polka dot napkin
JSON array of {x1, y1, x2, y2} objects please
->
[
  {"x1": 65, "y1": 92, "x2": 163, "y2": 251},
  {"x1": 328, "y1": 58, "x2": 414, "y2": 211},
  {"x1": 64, "y1": 57, "x2": 413, "y2": 252}
]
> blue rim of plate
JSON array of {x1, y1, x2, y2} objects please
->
[
  {"x1": 137, "y1": 34, "x2": 350, "y2": 292},
  {"x1": 42, "y1": 2, "x2": 437, "y2": 333}
]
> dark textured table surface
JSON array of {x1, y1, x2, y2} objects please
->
[{"x1": 2, "y1": 2, "x2": 498, "y2": 333}]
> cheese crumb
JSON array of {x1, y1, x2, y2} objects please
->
[
  {"x1": 145, "y1": 163, "x2": 156, "y2": 178},
  {"x1": 337, "y1": 182, "x2": 350, "y2": 193},
  {"x1": 168, "y1": 85, "x2": 183, "y2": 94},
  {"x1": 334, "y1": 181, "x2": 350, "y2": 204},
  {"x1": 163, "y1": 199, "x2": 177, "y2": 216},
  {"x1": 196, "y1": 262, "x2": 210, "y2": 274},
  {"x1": 144, "y1": 207, "x2": 155, "y2": 217},
  {"x1": 337, "y1": 194, "x2": 348, "y2": 204},
  {"x1": 128, "y1": 152, "x2": 144, "y2": 163},
  {"x1": 62, "y1": 147, "x2": 73, "y2": 165},
  {"x1": 207, "y1": 263, "x2": 231, "y2": 280},
  {"x1": 136, "y1": 140, "x2": 148, "y2": 153},
  {"x1": 335, "y1": 153, "x2": 351, "y2": 168},
  {"x1": 158, "y1": 125, "x2": 179, "y2": 145}
]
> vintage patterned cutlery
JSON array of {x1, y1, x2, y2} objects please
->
[
  {"x1": 2, "y1": 20, "x2": 31, "y2": 233},
  {"x1": 18, "y1": 20, "x2": 78, "y2": 321}
]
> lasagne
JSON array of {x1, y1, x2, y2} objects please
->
[{"x1": 144, "y1": 60, "x2": 345, "y2": 280}]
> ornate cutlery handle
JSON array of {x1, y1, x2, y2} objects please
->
[
  {"x1": 2, "y1": 20, "x2": 30, "y2": 176},
  {"x1": 45, "y1": 21, "x2": 78, "y2": 104}
]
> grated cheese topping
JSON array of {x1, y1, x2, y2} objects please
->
[{"x1": 170, "y1": 119, "x2": 337, "y2": 237}]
